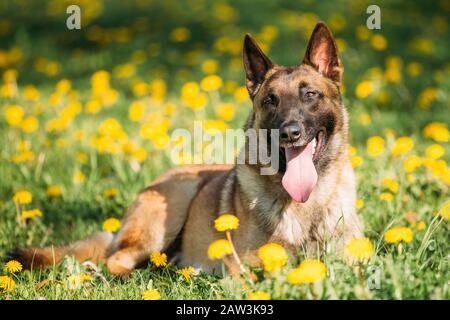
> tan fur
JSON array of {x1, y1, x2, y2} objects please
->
[
  {"x1": 13, "y1": 232, "x2": 113, "y2": 269},
  {"x1": 12, "y1": 22, "x2": 363, "y2": 276}
]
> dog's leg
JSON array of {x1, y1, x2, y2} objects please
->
[
  {"x1": 105, "y1": 190, "x2": 171, "y2": 275},
  {"x1": 105, "y1": 170, "x2": 214, "y2": 275},
  {"x1": 106, "y1": 247, "x2": 149, "y2": 275}
]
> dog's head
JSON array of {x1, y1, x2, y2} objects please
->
[{"x1": 243, "y1": 22, "x2": 348, "y2": 202}]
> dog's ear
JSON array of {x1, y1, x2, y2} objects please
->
[
  {"x1": 303, "y1": 22, "x2": 342, "y2": 85},
  {"x1": 243, "y1": 34, "x2": 273, "y2": 97}
]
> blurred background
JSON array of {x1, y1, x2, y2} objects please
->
[{"x1": 0, "y1": 0, "x2": 448, "y2": 243}]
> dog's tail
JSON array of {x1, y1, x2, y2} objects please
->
[{"x1": 8, "y1": 232, "x2": 114, "y2": 269}]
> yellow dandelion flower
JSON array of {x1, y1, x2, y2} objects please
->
[
  {"x1": 207, "y1": 239, "x2": 233, "y2": 260},
  {"x1": 177, "y1": 266, "x2": 196, "y2": 281},
  {"x1": 23, "y1": 85, "x2": 40, "y2": 101},
  {"x1": 133, "y1": 147, "x2": 148, "y2": 162},
  {"x1": 416, "y1": 221, "x2": 426, "y2": 231},
  {"x1": 384, "y1": 128, "x2": 396, "y2": 139},
  {"x1": 406, "y1": 174, "x2": 416, "y2": 184},
  {"x1": 56, "y1": 79, "x2": 71, "y2": 93},
  {"x1": 367, "y1": 136, "x2": 385, "y2": 157},
  {"x1": 77, "y1": 152, "x2": 88, "y2": 164},
  {"x1": 65, "y1": 274, "x2": 92, "y2": 290},
  {"x1": 47, "y1": 185, "x2": 62, "y2": 197},
  {"x1": 1, "y1": 82, "x2": 17, "y2": 98},
  {"x1": 181, "y1": 81, "x2": 200, "y2": 100},
  {"x1": 234, "y1": 86, "x2": 248, "y2": 103},
  {"x1": 223, "y1": 80, "x2": 238, "y2": 93},
  {"x1": 406, "y1": 62, "x2": 422, "y2": 77},
  {"x1": 13, "y1": 190, "x2": 32, "y2": 204},
  {"x1": 17, "y1": 140, "x2": 30, "y2": 152},
  {"x1": 150, "y1": 252, "x2": 167, "y2": 267},
  {"x1": 384, "y1": 227, "x2": 413, "y2": 244},
  {"x1": 355, "y1": 80, "x2": 373, "y2": 99},
  {"x1": 148, "y1": 79, "x2": 165, "y2": 99},
  {"x1": 170, "y1": 27, "x2": 190, "y2": 42},
  {"x1": 0, "y1": 276, "x2": 15, "y2": 292},
  {"x1": 103, "y1": 188, "x2": 119, "y2": 198},
  {"x1": 91, "y1": 70, "x2": 110, "y2": 93},
  {"x1": 151, "y1": 133, "x2": 171, "y2": 150},
  {"x1": 149, "y1": 79, "x2": 166, "y2": 100},
  {"x1": 3, "y1": 68, "x2": 18, "y2": 82},
  {"x1": 383, "y1": 178, "x2": 399, "y2": 193},
  {"x1": 287, "y1": 259, "x2": 327, "y2": 284},
  {"x1": 356, "y1": 25, "x2": 371, "y2": 41},
  {"x1": 128, "y1": 101, "x2": 145, "y2": 122},
  {"x1": 139, "y1": 123, "x2": 160, "y2": 140},
  {"x1": 417, "y1": 87, "x2": 437, "y2": 110},
  {"x1": 11, "y1": 151, "x2": 35, "y2": 163},
  {"x1": 403, "y1": 155, "x2": 422, "y2": 173},
  {"x1": 356, "y1": 198, "x2": 364, "y2": 209},
  {"x1": 200, "y1": 75, "x2": 223, "y2": 92},
  {"x1": 423, "y1": 122, "x2": 449, "y2": 142},
  {"x1": 351, "y1": 156, "x2": 363, "y2": 169},
  {"x1": 248, "y1": 291, "x2": 271, "y2": 300},
  {"x1": 201, "y1": 59, "x2": 219, "y2": 74},
  {"x1": 424, "y1": 158, "x2": 447, "y2": 178},
  {"x1": 385, "y1": 66, "x2": 401, "y2": 83},
  {"x1": 379, "y1": 192, "x2": 394, "y2": 203},
  {"x1": 4, "y1": 260, "x2": 22, "y2": 273},
  {"x1": 163, "y1": 102, "x2": 176, "y2": 116},
  {"x1": 73, "y1": 171, "x2": 86, "y2": 184},
  {"x1": 22, "y1": 208, "x2": 42, "y2": 221},
  {"x1": 358, "y1": 113, "x2": 372, "y2": 125},
  {"x1": 102, "y1": 218, "x2": 121, "y2": 233},
  {"x1": 85, "y1": 99, "x2": 102, "y2": 114},
  {"x1": 142, "y1": 289, "x2": 161, "y2": 300},
  {"x1": 4, "y1": 104, "x2": 24, "y2": 127},
  {"x1": 425, "y1": 144, "x2": 445, "y2": 160},
  {"x1": 45, "y1": 61, "x2": 60, "y2": 76},
  {"x1": 258, "y1": 243, "x2": 288, "y2": 272},
  {"x1": 214, "y1": 214, "x2": 239, "y2": 232},
  {"x1": 79, "y1": 274, "x2": 93, "y2": 282},
  {"x1": 113, "y1": 63, "x2": 135, "y2": 79},
  {"x1": 391, "y1": 137, "x2": 414, "y2": 156},
  {"x1": 371, "y1": 34, "x2": 387, "y2": 50},
  {"x1": 185, "y1": 92, "x2": 208, "y2": 110},
  {"x1": 131, "y1": 81, "x2": 149, "y2": 97},
  {"x1": 345, "y1": 238, "x2": 374, "y2": 263},
  {"x1": 21, "y1": 116, "x2": 39, "y2": 133},
  {"x1": 215, "y1": 103, "x2": 235, "y2": 121}
]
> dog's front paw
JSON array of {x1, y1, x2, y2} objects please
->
[{"x1": 106, "y1": 252, "x2": 135, "y2": 276}]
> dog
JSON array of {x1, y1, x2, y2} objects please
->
[{"x1": 11, "y1": 22, "x2": 363, "y2": 275}]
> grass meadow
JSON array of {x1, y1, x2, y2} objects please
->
[{"x1": 0, "y1": 0, "x2": 449, "y2": 300}]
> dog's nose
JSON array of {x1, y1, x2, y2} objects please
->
[{"x1": 280, "y1": 122, "x2": 301, "y2": 142}]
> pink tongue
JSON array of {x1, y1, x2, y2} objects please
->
[{"x1": 282, "y1": 141, "x2": 318, "y2": 202}]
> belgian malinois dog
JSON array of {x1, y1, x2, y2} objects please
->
[{"x1": 12, "y1": 22, "x2": 363, "y2": 275}]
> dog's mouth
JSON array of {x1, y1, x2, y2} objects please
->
[
  {"x1": 280, "y1": 129, "x2": 326, "y2": 164},
  {"x1": 279, "y1": 129, "x2": 326, "y2": 203}
]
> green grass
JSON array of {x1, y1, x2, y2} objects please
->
[{"x1": 0, "y1": 0, "x2": 449, "y2": 300}]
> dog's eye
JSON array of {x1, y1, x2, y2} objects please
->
[
  {"x1": 305, "y1": 91, "x2": 317, "y2": 98},
  {"x1": 263, "y1": 94, "x2": 278, "y2": 106}
]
